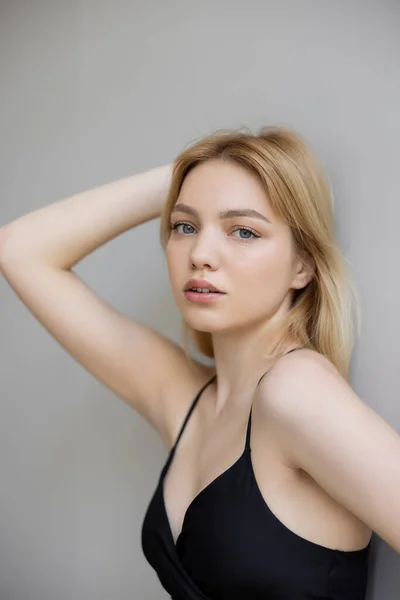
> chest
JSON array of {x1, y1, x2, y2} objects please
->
[
  {"x1": 163, "y1": 406, "x2": 252, "y2": 539},
  {"x1": 142, "y1": 434, "x2": 371, "y2": 600},
  {"x1": 163, "y1": 403, "x2": 371, "y2": 553}
]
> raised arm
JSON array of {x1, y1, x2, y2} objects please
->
[{"x1": 0, "y1": 165, "x2": 211, "y2": 448}]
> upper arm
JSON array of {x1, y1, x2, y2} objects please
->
[
  {"x1": 1, "y1": 258, "x2": 210, "y2": 446},
  {"x1": 258, "y1": 351, "x2": 400, "y2": 555}
]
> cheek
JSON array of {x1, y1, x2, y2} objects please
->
[
  {"x1": 235, "y1": 250, "x2": 292, "y2": 302},
  {"x1": 234, "y1": 247, "x2": 277, "y2": 282}
]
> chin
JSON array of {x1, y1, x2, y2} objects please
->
[{"x1": 181, "y1": 311, "x2": 227, "y2": 334}]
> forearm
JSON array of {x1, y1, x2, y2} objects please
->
[{"x1": 0, "y1": 164, "x2": 172, "y2": 270}]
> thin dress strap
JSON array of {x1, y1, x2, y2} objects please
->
[
  {"x1": 172, "y1": 374, "x2": 217, "y2": 452},
  {"x1": 245, "y1": 346, "x2": 305, "y2": 452},
  {"x1": 245, "y1": 408, "x2": 253, "y2": 451}
]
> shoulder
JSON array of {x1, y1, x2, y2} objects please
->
[
  {"x1": 256, "y1": 349, "x2": 400, "y2": 555},
  {"x1": 259, "y1": 347, "x2": 342, "y2": 400},
  {"x1": 256, "y1": 348, "x2": 354, "y2": 464}
]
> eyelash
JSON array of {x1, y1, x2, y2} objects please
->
[{"x1": 169, "y1": 221, "x2": 260, "y2": 240}]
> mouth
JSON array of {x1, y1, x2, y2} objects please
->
[
  {"x1": 183, "y1": 279, "x2": 225, "y2": 294},
  {"x1": 183, "y1": 288, "x2": 226, "y2": 303},
  {"x1": 185, "y1": 287, "x2": 225, "y2": 294}
]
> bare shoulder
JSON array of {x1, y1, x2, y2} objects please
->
[
  {"x1": 256, "y1": 348, "x2": 352, "y2": 461},
  {"x1": 260, "y1": 347, "x2": 345, "y2": 400},
  {"x1": 257, "y1": 348, "x2": 400, "y2": 554}
]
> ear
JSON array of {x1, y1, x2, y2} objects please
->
[{"x1": 291, "y1": 251, "x2": 315, "y2": 290}]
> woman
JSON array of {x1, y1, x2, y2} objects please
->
[{"x1": 1, "y1": 126, "x2": 399, "y2": 599}]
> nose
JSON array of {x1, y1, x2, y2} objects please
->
[{"x1": 189, "y1": 231, "x2": 220, "y2": 271}]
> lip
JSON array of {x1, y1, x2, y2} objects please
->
[{"x1": 184, "y1": 278, "x2": 225, "y2": 293}]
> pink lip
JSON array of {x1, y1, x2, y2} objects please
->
[
  {"x1": 184, "y1": 290, "x2": 225, "y2": 304},
  {"x1": 184, "y1": 278, "x2": 224, "y2": 293}
]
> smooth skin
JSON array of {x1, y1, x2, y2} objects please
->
[
  {"x1": 0, "y1": 165, "x2": 210, "y2": 450},
  {"x1": 163, "y1": 160, "x2": 375, "y2": 551},
  {"x1": 2, "y1": 160, "x2": 399, "y2": 555}
]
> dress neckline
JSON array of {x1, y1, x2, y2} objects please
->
[{"x1": 161, "y1": 346, "x2": 306, "y2": 551}]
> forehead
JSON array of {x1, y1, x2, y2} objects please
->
[{"x1": 178, "y1": 160, "x2": 270, "y2": 210}]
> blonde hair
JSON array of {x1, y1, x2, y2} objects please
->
[{"x1": 160, "y1": 126, "x2": 361, "y2": 381}]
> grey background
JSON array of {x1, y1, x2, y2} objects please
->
[{"x1": 1, "y1": 1, "x2": 399, "y2": 598}]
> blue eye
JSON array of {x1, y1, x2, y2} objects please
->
[
  {"x1": 170, "y1": 222, "x2": 260, "y2": 241},
  {"x1": 232, "y1": 227, "x2": 259, "y2": 240},
  {"x1": 170, "y1": 222, "x2": 195, "y2": 235}
]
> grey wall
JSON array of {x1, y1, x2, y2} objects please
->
[{"x1": 1, "y1": 1, "x2": 399, "y2": 598}]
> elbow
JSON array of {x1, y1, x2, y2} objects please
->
[
  {"x1": 0, "y1": 224, "x2": 28, "y2": 270},
  {"x1": 0, "y1": 224, "x2": 13, "y2": 263}
]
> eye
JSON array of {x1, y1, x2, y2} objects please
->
[
  {"x1": 170, "y1": 222, "x2": 195, "y2": 235},
  {"x1": 169, "y1": 222, "x2": 260, "y2": 241},
  {"x1": 231, "y1": 226, "x2": 260, "y2": 240}
]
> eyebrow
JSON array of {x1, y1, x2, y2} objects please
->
[{"x1": 171, "y1": 203, "x2": 272, "y2": 224}]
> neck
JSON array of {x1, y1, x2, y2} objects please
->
[{"x1": 210, "y1": 317, "x2": 294, "y2": 416}]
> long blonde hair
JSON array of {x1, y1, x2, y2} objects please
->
[{"x1": 160, "y1": 126, "x2": 361, "y2": 381}]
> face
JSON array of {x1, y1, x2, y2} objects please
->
[{"x1": 165, "y1": 159, "x2": 307, "y2": 336}]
